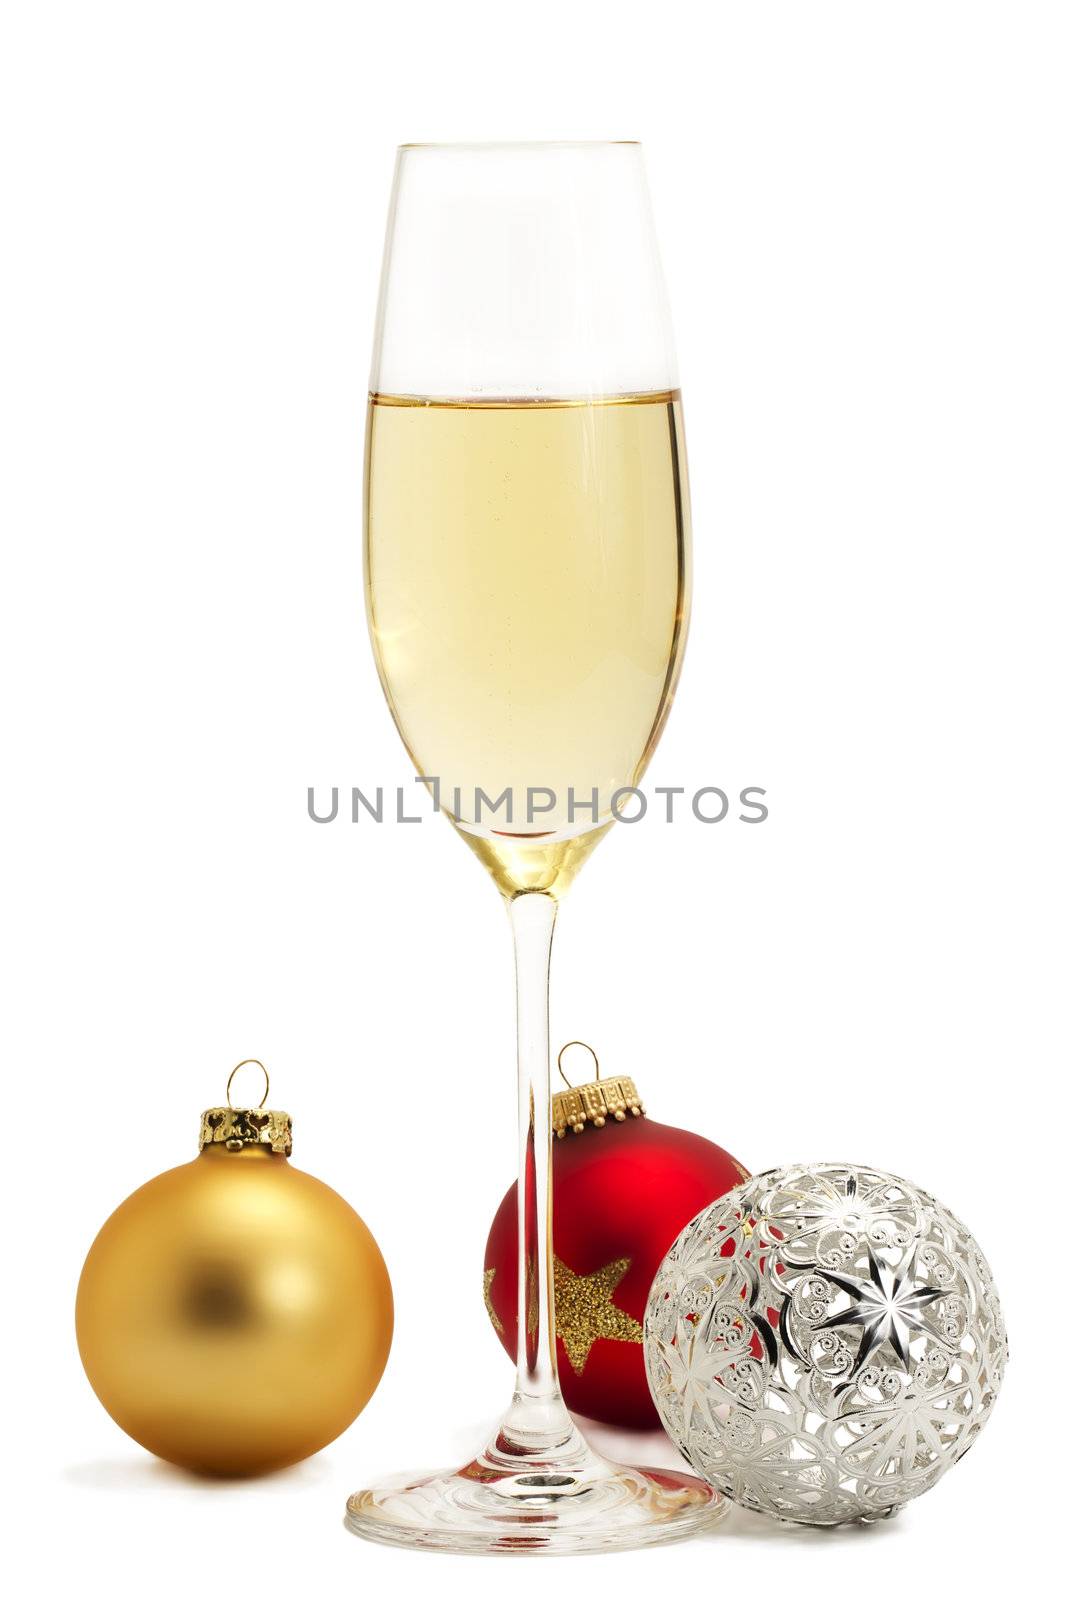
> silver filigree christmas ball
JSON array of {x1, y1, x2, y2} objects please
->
[{"x1": 644, "y1": 1162, "x2": 1006, "y2": 1525}]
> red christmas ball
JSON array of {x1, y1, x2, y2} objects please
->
[{"x1": 483, "y1": 1064, "x2": 748, "y2": 1430}]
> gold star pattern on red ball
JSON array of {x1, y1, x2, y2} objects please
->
[
  {"x1": 483, "y1": 1256, "x2": 645, "y2": 1372},
  {"x1": 482, "y1": 1269, "x2": 503, "y2": 1335},
  {"x1": 553, "y1": 1256, "x2": 643, "y2": 1375}
]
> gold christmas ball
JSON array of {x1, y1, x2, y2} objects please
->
[{"x1": 76, "y1": 1067, "x2": 393, "y2": 1477}]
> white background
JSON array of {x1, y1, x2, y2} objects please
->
[{"x1": 2, "y1": 1, "x2": 1063, "y2": 1593}]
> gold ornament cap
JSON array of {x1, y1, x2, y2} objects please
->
[
  {"x1": 552, "y1": 1041, "x2": 644, "y2": 1139},
  {"x1": 199, "y1": 1059, "x2": 293, "y2": 1156}
]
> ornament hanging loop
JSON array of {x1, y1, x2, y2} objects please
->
[
  {"x1": 201, "y1": 1063, "x2": 291, "y2": 1155},
  {"x1": 553, "y1": 1043, "x2": 642, "y2": 1138},
  {"x1": 557, "y1": 1040, "x2": 599, "y2": 1090},
  {"x1": 227, "y1": 1059, "x2": 270, "y2": 1110}
]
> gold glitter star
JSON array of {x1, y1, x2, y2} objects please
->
[
  {"x1": 554, "y1": 1256, "x2": 643, "y2": 1375},
  {"x1": 526, "y1": 1257, "x2": 539, "y2": 1336},
  {"x1": 483, "y1": 1268, "x2": 503, "y2": 1335}
]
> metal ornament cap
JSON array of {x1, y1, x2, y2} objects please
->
[
  {"x1": 199, "y1": 1106, "x2": 293, "y2": 1155},
  {"x1": 644, "y1": 1160, "x2": 1007, "y2": 1526},
  {"x1": 552, "y1": 1040, "x2": 644, "y2": 1137},
  {"x1": 198, "y1": 1059, "x2": 292, "y2": 1154},
  {"x1": 551, "y1": 1076, "x2": 644, "y2": 1138}
]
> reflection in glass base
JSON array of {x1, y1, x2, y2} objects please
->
[{"x1": 345, "y1": 1429, "x2": 725, "y2": 1554}]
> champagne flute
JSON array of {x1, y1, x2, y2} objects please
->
[{"x1": 346, "y1": 142, "x2": 723, "y2": 1553}]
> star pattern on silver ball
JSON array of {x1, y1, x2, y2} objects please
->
[{"x1": 819, "y1": 1245, "x2": 945, "y2": 1371}]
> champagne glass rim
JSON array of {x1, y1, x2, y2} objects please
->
[{"x1": 397, "y1": 139, "x2": 642, "y2": 152}]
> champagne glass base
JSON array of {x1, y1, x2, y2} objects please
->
[{"x1": 345, "y1": 1431, "x2": 725, "y2": 1554}]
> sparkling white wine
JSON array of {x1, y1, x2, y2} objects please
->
[{"x1": 365, "y1": 392, "x2": 690, "y2": 896}]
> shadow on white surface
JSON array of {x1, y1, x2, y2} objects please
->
[
  {"x1": 702, "y1": 1504, "x2": 907, "y2": 1544},
  {"x1": 65, "y1": 1455, "x2": 333, "y2": 1494}
]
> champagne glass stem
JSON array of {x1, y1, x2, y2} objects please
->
[{"x1": 499, "y1": 888, "x2": 570, "y2": 1454}]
